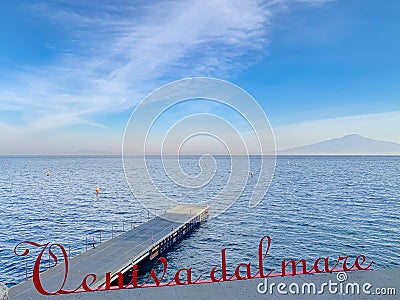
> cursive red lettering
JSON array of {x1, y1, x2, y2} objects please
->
[
  {"x1": 234, "y1": 263, "x2": 253, "y2": 280},
  {"x1": 14, "y1": 241, "x2": 71, "y2": 295},
  {"x1": 105, "y1": 271, "x2": 124, "y2": 289},
  {"x1": 281, "y1": 259, "x2": 311, "y2": 276},
  {"x1": 257, "y1": 236, "x2": 275, "y2": 278},
  {"x1": 13, "y1": 237, "x2": 374, "y2": 296},
  {"x1": 338, "y1": 255, "x2": 353, "y2": 271},
  {"x1": 210, "y1": 266, "x2": 221, "y2": 282},
  {"x1": 141, "y1": 257, "x2": 168, "y2": 287},
  {"x1": 174, "y1": 268, "x2": 201, "y2": 285},
  {"x1": 313, "y1": 257, "x2": 330, "y2": 273},
  {"x1": 354, "y1": 255, "x2": 373, "y2": 270},
  {"x1": 81, "y1": 274, "x2": 98, "y2": 292}
]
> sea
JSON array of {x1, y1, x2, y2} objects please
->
[{"x1": 0, "y1": 155, "x2": 399, "y2": 287}]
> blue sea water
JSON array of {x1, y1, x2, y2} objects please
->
[{"x1": 0, "y1": 155, "x2": 399, "y2": 287}]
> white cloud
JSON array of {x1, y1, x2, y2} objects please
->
[
  {"x1": 0, "y1": 0, "x2": 334, "y2": 153},
  {"x1": 0, "y1": 0, "x2": 276, "y2": 130}
]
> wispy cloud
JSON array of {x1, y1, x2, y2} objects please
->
[
  {"x1": 0, "y1": 0, "x2": 279, "y2": 129},
  {"x1": 0, "y1": 0, "x2": 335, "y2": 153},
  {"x1": 1, "y1": 0, "x2": 333, "y2": 129}
]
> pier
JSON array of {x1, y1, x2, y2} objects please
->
[{"x1": 9, "y1": 204, "x2": 209, "y2": 299}]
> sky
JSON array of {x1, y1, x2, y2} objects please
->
[{"x1": 0, "y1": 0, "x2": 399, "y2": 154}]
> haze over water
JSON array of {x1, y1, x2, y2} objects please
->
[{"x1": 0, "y1": 155, "x2": 399, "y2": 287}]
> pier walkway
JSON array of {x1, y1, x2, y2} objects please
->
[{"x1": 9, "y1": 204, "x2": 209, "y2": 299}]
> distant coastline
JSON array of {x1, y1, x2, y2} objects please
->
[
  {"x1": 279, "y1": 134, "x2": 400, "y2": 156},
  {"x1": 1, "y1": 134, "x2": 400, "y2": 156},
  {"x1": 1, "y1": 154, "x2": 400, "y2": 157}
]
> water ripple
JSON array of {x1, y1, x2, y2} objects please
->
[{"x1": 0, "y1": 155, "x2": 399, "y2": 287}]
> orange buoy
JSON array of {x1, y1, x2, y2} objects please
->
[{"x1": 95, "y1": 187, "x2": 100, "y2": 195}]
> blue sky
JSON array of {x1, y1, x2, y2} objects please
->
[{"x1": 0, "y1": 0, "x2": 399, "y2": 154}]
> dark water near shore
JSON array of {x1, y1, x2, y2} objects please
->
[{"x1": 0, "y1": 155, "x2": 399, "y2": 287}]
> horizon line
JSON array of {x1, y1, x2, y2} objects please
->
[{"x1": 1, "y1": 153, "x2": 399, "y2": 157}]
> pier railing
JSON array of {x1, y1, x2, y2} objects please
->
[{"x1": 20, "y1": 205, "x2": 209, "y2": 282}]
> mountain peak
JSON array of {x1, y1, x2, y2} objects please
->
[
  {"x1": 281, "y1": 134, "x2": 400, "y2": 155},
  {"x1": 341, "y1": 134, "x2": 363, "y2": 139}
]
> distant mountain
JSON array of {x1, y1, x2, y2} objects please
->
[
  {"x1": 74, "y1": 149, "x2": 113, "y2": 155},
  {"x1": 280, "y1": 134, "x2": 400, "y2": 155}
]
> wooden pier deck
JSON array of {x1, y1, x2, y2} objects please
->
[{"x1": 9, "y1": 204, "x2": 209, "y2": 299}]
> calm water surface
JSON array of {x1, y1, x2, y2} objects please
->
[{"x1": 0, "y1": 155, "x2": 399, "y2": 287}]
